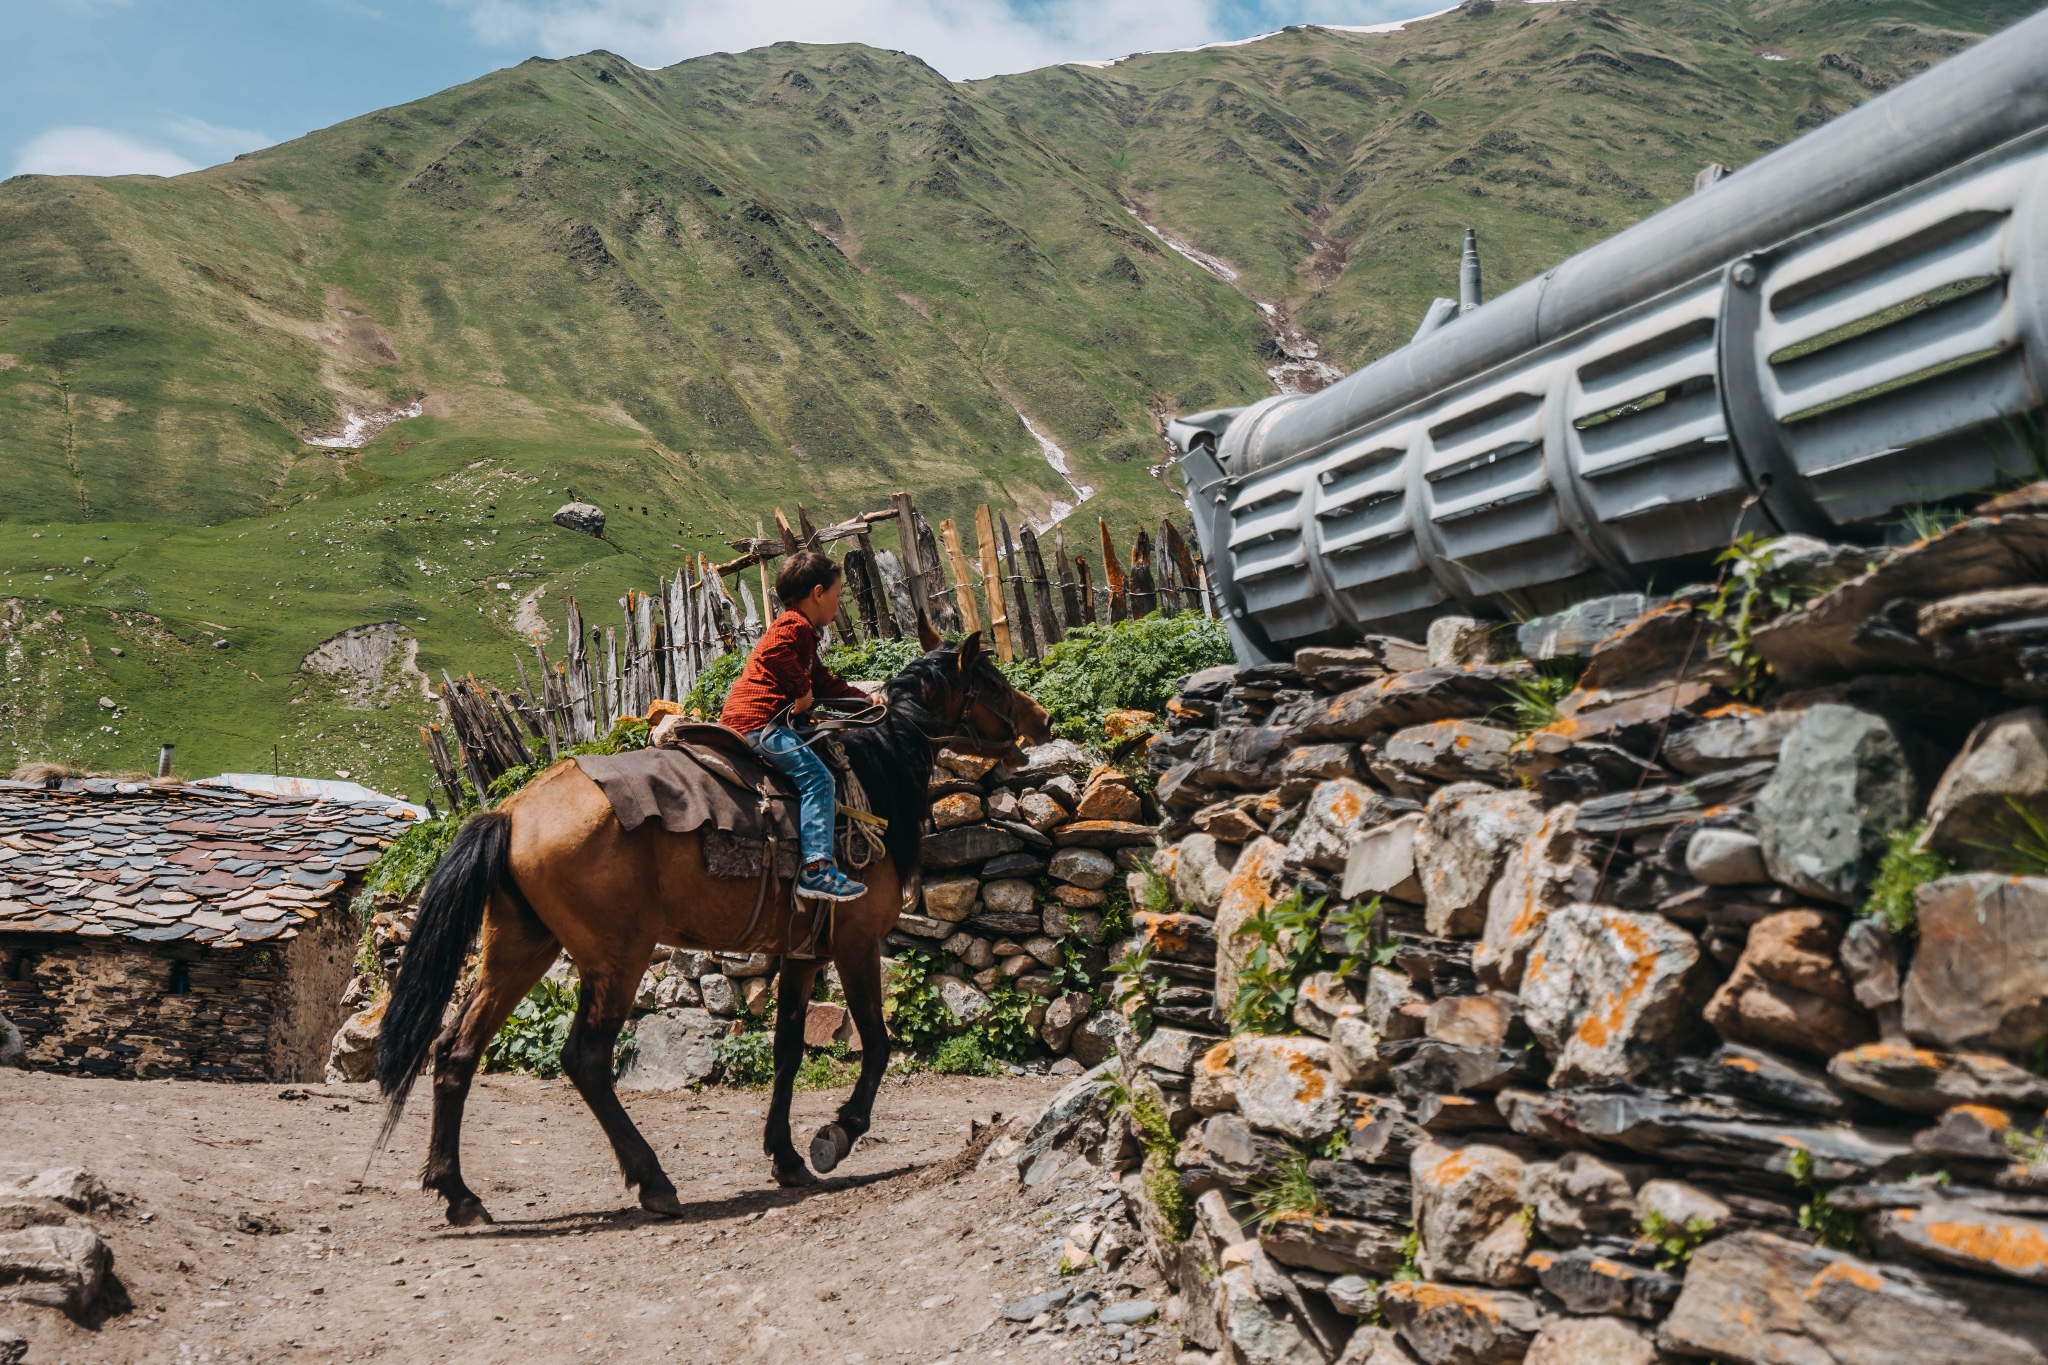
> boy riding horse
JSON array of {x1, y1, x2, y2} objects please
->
[{"x1": 719, "y1": 551, "x2": 873, "y2": 903}]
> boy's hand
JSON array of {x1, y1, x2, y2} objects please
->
[{"x1": 793, "y1": 692, "x2": 814, "y2": 714}]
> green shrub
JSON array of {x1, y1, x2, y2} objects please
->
[
  {"x1": 1001, "y1": 613, "x2": 1234, "y2": 748},
  {"x1": 1229, "y1": 892, "x2": 1365, "y2": 1036},
  {"x1": 1788, "y1": 1148, "x2": 1865, "y2": 1253},
  {"x1": 1492, "y1": 671, "x2": 1574, "y2": 739},
  {"x1": 823, "y1": 636, "x2": 924, "y2": 681},
  {"x1": 933, "y1": 1033, "x2": 998, "y2": 1076},
  {"x1": 683, "y1": 651, "x2": 744, "y2": 718},
  {"x1": 883, "y1": 951, "x2": 956, "y2": 1052},
  {"x1": 715, "y1": 1028, "x2": 777, "y2": 1088},
  {"x1": 1863, "y1": 823, "x2": 1949, "y2": 934},
  {"x1": 485, "y1": 978, "x2": 575, "y2": 1076},
  {"x1": 1639, "y1": 1210, "x2": 1716, "y2": 1270},
  {"x1": 349, "y1": 810, "x2": 463, "y2": 923}
]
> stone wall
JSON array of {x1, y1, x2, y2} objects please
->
[
  {"x1": 1, "y1": 901, "x2": 356, "y2": 1081},
  {"x1": 1012, "y1": 502, "x2": 2048, "y2": 1365}
]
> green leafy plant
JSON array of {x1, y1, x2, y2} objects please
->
[
  {"x1": 1133, "y1": 857, "x2": 1174, "y2": 916},
  {"x1": 682, "y1": 651, "x2": 745, "y2": 719},
  {"x1": 823, "y1": 636, "x2": 925, "y2": 682},
  {"x1": 1251, "y1": 1150, "x2": 1325, "y2": 1226},
  {"x1": 1702, "y1": 532, "x2": 1801, "y2": 700},
  {"x1": 1228, "y1": 892, "x2": 1331, "y2": 1036},
  {"x1": 1639, "y1": 1210, "x2": 1716, "y2": 1270},
  {"x1": 934, "y1": 1033, "x2": 999, "y2": 1076},
  {"x1": 1392, "y1": 1228, "x2": 1422, "y2": 1282},
  {"x1": 1128, "y1": 1086, "x2": 1193, "y2": 1242},
  {"x1": 483, "y1": 977, "x2": 630, "y2": 1078},
  {"x1": 715, "y1": 1028, "x2": 778, "y2": 1088},
  {"x1": 998, "y1": 613, "x2": 1234, "y2": 749},
  {"x1": 1105, "y1": 939, "x2": 1161, "y2": 1038},
  {"x1": 1317, "y1": 1129, "x2": 1349, "y2": 1160},
  {"x1": 1098, "y1": 875, "x2": 1135, "y2": 942},
  {"x1": 2005, "y1": 1124, "x2": 2048, "y2": 1165},
  {"x1": 1787, "y1": 1147, "x2": 1865, "y2": 1253},
  {"x1": 349, "y1": 810, "x2": 464, "y2": 923},
  {"x1": 795, "y1": 1041, "x2": 861, "y2": 1091},
  {"x1": 882, "y1": 951, "x2": 956, "y2": 1053},
  {"x1": 1323, "y1": 896, "x2": 1385, "y2": 977},
  {"x1": 1492, "y1": 671, "x2": 1574, "y2": 739},
  {"x1": 1862, "y1": 822, "x2": 1950, "y2": 934}
]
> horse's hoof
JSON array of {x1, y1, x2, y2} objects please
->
[
  {"x1": 446, "y1": 1198, "x2": 494, "y2": 1227},
  {"x1": 774, "y1": 1163, "x2": 819, "y2": 1188},
  {"x1": 809, "y1": 1123, "x2": 853, "y2": 1174},
  {"x1": 641, "y1": 1187, "x2": 686, "y2": 1219}
]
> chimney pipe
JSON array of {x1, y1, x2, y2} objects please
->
[{"x1": 1458, "y1": 228, "x2": 1482, "y2": 314}]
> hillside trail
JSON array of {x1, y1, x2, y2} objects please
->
[{"x1": 0, "y1": 1069, "x2": 1177, "y2": 1365}]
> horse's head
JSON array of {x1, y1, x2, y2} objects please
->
[{"x1": 914, "y1": 616, "x2": 1050, "y2": 764}]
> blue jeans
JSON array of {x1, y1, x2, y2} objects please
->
[{"x1": 756, "y1": 724, "x2": 836, "y2": 868}]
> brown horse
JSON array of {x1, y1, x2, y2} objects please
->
[{"x1": 373, "y1": 625, "x2": 1049, "y2": 1224}]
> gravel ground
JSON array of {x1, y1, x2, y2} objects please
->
[{"x1": 0, "y1": 1067, "x2": 1187, "y2": 1365}]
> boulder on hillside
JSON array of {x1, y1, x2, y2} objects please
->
[
  {"x1": 552, "y1": 502, "x2": 606, "y2": 537},
  {"x1": 1755, "y1": 704, "x2": 1918, "y2": 904},
  {"x1": 0, "y1": 1225, "x2": 110, "y2": 1314}
]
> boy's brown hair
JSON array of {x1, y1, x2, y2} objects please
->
[{"x1": 775, "y1": 551, "x2": 842, "y2": 608}]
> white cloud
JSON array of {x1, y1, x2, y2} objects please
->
[
  {"x1": 455, "y1": 0, "x2": 1238, "y2": 80},
  {"x1": 11, "y1": 126, "x2": 200, "y2": 178},
  {"x1": 451, "y1": 0, "x2": 1450, "y2": 80},
  {"x1": 163, "y1": 115, "x2": 275, "y2": 159}
]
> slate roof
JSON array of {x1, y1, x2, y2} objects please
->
[{"x1": 0, "y1": 778, "x2": 415, "y2": 948}]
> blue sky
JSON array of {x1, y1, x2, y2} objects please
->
[{"x1": 9, "y1": 0, "x2": 1446, "y2": 178}]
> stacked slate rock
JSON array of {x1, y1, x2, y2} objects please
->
[
  {"x1": 1016, "y1": 494, "x2": 2048, "y2": 1365},
  {"x1": 614, "y1": 737, "x2": 1163, "y2": 1085},
  {"x1": 898, "y1": 738, "x2": 1159, "y2": 1066}
]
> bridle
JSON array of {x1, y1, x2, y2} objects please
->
[{"x1": 917, "y1": 656, "x2": 1024, "y2": 752}]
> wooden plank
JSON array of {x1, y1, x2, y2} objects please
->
[
  {"x1": 974, "y1": 504, "x2": 1013, "y2": 662},
  {"x1": 939, "y1": 519, "x2": 981, "y2": 633},
  {"x1": 1019, "y1": 524, "x2": 1063, "y2": 647},
  {"x1": 913, "y1": 511, "x2": 961, "y2": 633},
  {"x1": 773, "y1": 507, "x2": 802, "y2": 557},
  {"x1": 1075, "y1": 553, "x2": 1097, "y2": 625},
  {"x1": 1166, "y1": 520, "x2": 1201, "y2": 617},
  {"x1": 1053, "y1": 525, "x2": 1082, "y2": 629},
  {"x1": 890, "y1": 491, "x2": 935, "y2": 632},
  {"x1": 795, "y1": 504, "x2": 823, "y2": 550},
  {"x1": 1100, "y1": 519, "x2": 1129, "y2": 623},
  {"x1": 998, "y1": 512, "x2": 1039, "y2": 659},
  {"x1": 1129, "y1": 529, "x2": 1158, "y2": 618},
  {"x1": 845, "y1": 548, "x2": 882, "y2": 637},
  {"x1": 853, "y1": 530, "x2": 900, "y2": 638}
]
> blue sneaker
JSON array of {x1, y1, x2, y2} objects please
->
[{"x1": 797, "y1": 861, "x2": 867, "y2": 902}]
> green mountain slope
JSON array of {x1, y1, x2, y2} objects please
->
[{"x1": 0, "y1": 0, "x2": 2033, "y2": 799}]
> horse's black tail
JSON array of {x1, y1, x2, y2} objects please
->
[{"x1": 374, "y1": 810, "x2": 511, "y2": 1145}]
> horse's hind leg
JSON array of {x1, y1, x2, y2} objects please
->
[
  {"x1": 423, "y1": 892, "x2": 559, "y2": 1226},
  {"x1": 559, "y1": 958, "x2": 683, "y2": 1216},
  {"x1": 765, "y1": 959, "x2": 821, "y2": 1187}
]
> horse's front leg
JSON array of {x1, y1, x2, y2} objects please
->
[
  {"x1": 766, "y1": 958, "x2": 821, "y2": 1187},
  {"x1": 810, "y1": 941, "x2": 889, "y2": 1174}
]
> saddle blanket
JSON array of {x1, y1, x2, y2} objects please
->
[{"x1": 574, "y1": 728, "x2": 802, "y2": 880}]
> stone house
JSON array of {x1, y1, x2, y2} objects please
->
[{"x1": 0, "y1": 776, "x2": 412, "y2": 1081}]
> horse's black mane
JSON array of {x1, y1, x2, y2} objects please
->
[{"x1": 833, "y1": 647, "x2": 959, "y2": 876}]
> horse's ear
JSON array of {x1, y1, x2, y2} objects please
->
[
  {"x1": 915, "y1": 607, "x2": 942, "y2": 653},
  {"x1": 957, "y1": 631, "x2": 983, "y2": 672}
]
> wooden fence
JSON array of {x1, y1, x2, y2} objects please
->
[{"x1": 417, "y1": 494, "x2": 1214, "y2": 810}]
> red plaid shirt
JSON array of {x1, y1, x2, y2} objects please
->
[{"x1": 719, "y1": 610, "x2": 866, "y2": 734}]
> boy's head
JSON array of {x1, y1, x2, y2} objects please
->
[{"x1": 776, "y1": 551, "x2": 844, "y2": 626}]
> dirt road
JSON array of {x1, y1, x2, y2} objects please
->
[{"x1": 0, "y1": 1068, "x2": 1181, "y2": 1364}]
